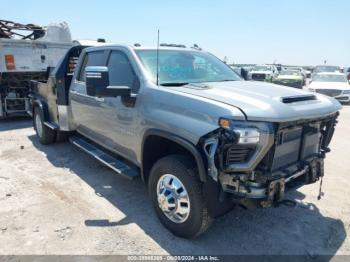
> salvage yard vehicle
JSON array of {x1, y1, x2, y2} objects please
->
[
  {"x1": 248, "y1": 64, "x2": 278, "y2": 82},
  {"x1": 0, "y1": 20, "x2": 72, "y2": 118},
  {"x1": 309, "y1": 72, "x2": 350, "y2": 103},
  {"x1": 30, "y1": 43, "x2": 341, "y2": 238},
  {"x1": 272, "y1": 70, "x2": 304, "y2": 89},
  {"x1": 283, "y1": 66, "x2": 307, "y2": 84},
  {"x1": 313, "y1": 65, "x2": 341, "y2": 76},
  {"x1": 345, "y1": 67, "x2": 350, "y2": 82}
]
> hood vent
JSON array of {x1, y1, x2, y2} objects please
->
[{"x1": 281, "y1": 94, "x2": 317, "y2": 104}]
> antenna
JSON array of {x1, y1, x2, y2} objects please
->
[{"x1": 156, "y1": 29, "x2": 160, "y2": 86}]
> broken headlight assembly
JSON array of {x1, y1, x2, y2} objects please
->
[
  {"x1": 218, "y1": 118, "x2": 274, "y2": 172},
  {"x1": 219, "y1": 118, "x2": 261, "y2": 145},
  {"x1": 232, "y1": 127, "x2": 260, "y2": 145}
]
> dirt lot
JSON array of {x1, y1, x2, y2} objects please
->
[{"x1": 0, "y1": 107, "x2": 349, "y2": 256}]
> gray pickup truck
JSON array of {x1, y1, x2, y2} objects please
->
[{"x1": 30, "y1": 44, "x2": 341, "y2": 238}]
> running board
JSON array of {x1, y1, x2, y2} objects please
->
[{"x1": 69, "y1": 136, "x2": 139, "y2": 180}]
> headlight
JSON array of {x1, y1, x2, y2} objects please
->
[
  {"x1": 343, "y1": 90, "x2": 350, "y2": 94},
  {"x1": 219, "y1": 118, "x2": 260, "y2": 144},
  {"x1": 308, "y1": 88, "x2": 315, "y2": 92},
  {"x1": 234, "y1": 128, "x2": 260, "y2": 144}
]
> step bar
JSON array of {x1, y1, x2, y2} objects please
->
[{"x1": 69, "y1": 136, "x2": 139, "y2": 180}]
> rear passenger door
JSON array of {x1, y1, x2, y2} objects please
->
[{"x1": 70, "y1": 50, "x2": 109, "y2": 140}]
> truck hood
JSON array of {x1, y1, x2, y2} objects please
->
[
  {"x1": 250, "y1": 71, "x2": 272, "y2": 75},
  {"x1": 309, "y1": 81, "x2": 350, "y2": 90},
  {"x1": 275, "y1": 75, "x2": 303, "y2": 81},
  {"x1": 168, "y1": 81, "x2": 341, "y2": 122}
]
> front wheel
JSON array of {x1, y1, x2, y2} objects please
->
[
  {"x1": 33, "y1": 107, "x2": 56, "y2": 145},
  {"x1": 148, "y1": 155, "x2": 212, "y2": 238}
]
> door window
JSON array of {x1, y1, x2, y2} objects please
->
[{"x1": 107, "y1": 51, "x2": 139, "y2": 92}]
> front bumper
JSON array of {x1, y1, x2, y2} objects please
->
[
  {"x1": 209, "y1": 113, "x2": 338, "y2": 209},
  {"x1": 220, "y1": 158, "x2": 324, "y2": 208}
]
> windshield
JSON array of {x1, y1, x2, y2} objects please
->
[
  {"x1": 279, "y1": 70, "x2": 302, "y2": 76},
  {"x1": 136, "y1": 50, "x2": 241, "y2": 85},
  {"x1": 314, "y1": 66, "x2": 340, "y2": 73},
  {"x1": 312, "y1": 74, "x2": 347, "y2": 82},
  {"x1": 252, "y1": 65, "x2": 272, "y2": 71}
]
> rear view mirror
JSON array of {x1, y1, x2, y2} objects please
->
[{"x1": 85, "y1": 66, "x2": 131, "y2": 97}]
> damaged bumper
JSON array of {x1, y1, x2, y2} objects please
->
[
  {"x1": 219, "y1": 158, "x2": 324, "y2": 208},
  {"x1": 201, "y1": 113, "x2": 338, "y2": 209}
]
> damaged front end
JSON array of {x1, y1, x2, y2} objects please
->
[{"x1": 200, "y1": 113, "x2": 339, "y2": 209}]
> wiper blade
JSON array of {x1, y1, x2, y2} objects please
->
[{"x1": 160, "y1": 82, "x2": 189, "y2": 87}]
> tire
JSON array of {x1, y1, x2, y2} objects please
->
[
  {"x1": 33, "y1": 107, "x2": 56, "y2": 145},
  {"x1": 148, "y1": 155, "x2": 212, "y2": 238}
]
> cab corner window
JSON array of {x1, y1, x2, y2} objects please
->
[{"x1": 77, "y1": 51, "x2": 106, "y2": 82}]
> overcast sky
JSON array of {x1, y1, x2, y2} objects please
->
[{"x1": 3, "y1": 0, "x2": 349, "y2": 66}]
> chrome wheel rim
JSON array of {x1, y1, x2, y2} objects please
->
[
  {"x1": 156, "y1": 174, "x2": 190, "y2": 224},
  {"x1": 35, "y1": 113, "x2": 43, "y2": 138}
]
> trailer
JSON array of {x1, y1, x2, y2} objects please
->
[{"x1": 0, "y1": 20, "x2": 72, "y2": 118}]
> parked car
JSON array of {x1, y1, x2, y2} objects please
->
[
  {"x1": 284, "y1": 67, "x2": 307, "y2": 83},
  {"x1": 313, "y1": 65, "x2": 341, "y2": 75},
  {"x1": 345, "y1": 67, "x2": 350, "y2": 82},
  {"x1": 308, "y1": 72, "x2": 350, "y2": 103},
  {"x1": 248, "y1": 64, "x2": 278, "y2": 82},
  {"x1": 272, "y1": 70, "x2": 304, "y2": 89},
  {"x1": 30, "y1": 44, "x2": 341, "y2": 238}
]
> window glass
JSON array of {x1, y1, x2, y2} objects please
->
[
  {"x1": 136, "y1": 50, "x2": 241, "y2": 85},
  {"x1": 108, "y1": 51, "x2": 137, "y2": 90},
  {"x1": 77, "y1": 51, "x2": 106, "y2": 82},
  {"x1": 279, "y1": 70, "x2": 302, "y2": 76},
  {"x1": 314, "y1": 66, "x2": 340, "y2": 73},
  {"x1": 312, "y1": 74, "x2": 347, "y2": 83}
]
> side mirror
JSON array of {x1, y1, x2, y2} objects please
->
[{"x1": 85, "y1": 66, "x2": 131, "y2": 97}]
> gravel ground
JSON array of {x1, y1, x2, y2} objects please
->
[{"x1": 0, "y1": 107, "x2": 349, "y2": 256}]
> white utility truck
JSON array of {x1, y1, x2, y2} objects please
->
[{"x1": 0, "y1": 20, "x2": 72, "y2": 118}]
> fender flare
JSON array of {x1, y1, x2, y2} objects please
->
[
  {"x1": 32, "y1": 99, "x2": 51, "y2": 125},
  {"x1": 141, "y1": 129, "x2": 207, "y2": 182}
]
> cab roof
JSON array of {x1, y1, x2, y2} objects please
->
[{"x1": 85, "y1": 44, "x2": 203, "y2": 52}]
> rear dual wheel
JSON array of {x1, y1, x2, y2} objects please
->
[
  {"x1": 33, "y1": 107, "x2": 69, "y2": 144},
  {"x1": 34, "y1": 108, "x2": 56, "y2": 145}
]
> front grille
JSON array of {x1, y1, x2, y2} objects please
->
[
  {"x1": 263, "y1": 123, "x2": 321, "y2": 172},
  {"x1": 226, "y1": 146, "x2": 254, "y2": 165},
  {"x1": 252, "y1": 74, "x2": 266, "y2": 81},
  {"x1": 315, "y1": 89, "x2": 342, "y2": 97}
]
